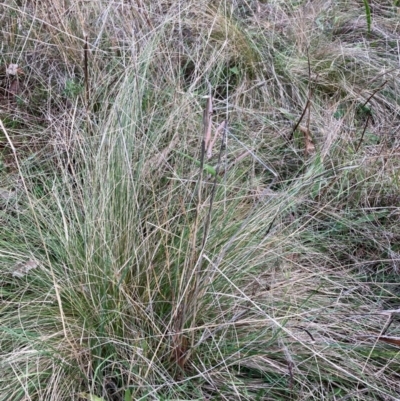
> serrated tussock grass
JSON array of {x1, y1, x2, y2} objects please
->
[{"x1": 1, "y1": 1, "x2": 400, "y2": 400}]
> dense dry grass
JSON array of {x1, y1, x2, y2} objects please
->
[{"x1": 1, "y1": 1, "x2": 400, "y2": 400}]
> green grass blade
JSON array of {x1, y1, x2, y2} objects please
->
[{"x1": 363, "y1": 0, "x2": 372, "y2": 33}]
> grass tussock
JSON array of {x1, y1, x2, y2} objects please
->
[{"x1": 1, "y1": 0, "x2": 400, "y2": 400}]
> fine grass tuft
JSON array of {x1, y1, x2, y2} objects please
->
[{"x1": 1, "y1": 1, "x2": 400, "y2": 400}]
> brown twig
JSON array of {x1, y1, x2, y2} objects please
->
[
  {"x1": 355, "y1": 80, "x2": 388, "y2": 152},
  {"x1": 355, "y1": 114, "x2": 371, "y2": 153},
  {"x1": 84, "y1": 35, "x2": 89, "y2": 110},
  {"x1": 288, "y1": 49, "x2": 319, "y2": 142}
]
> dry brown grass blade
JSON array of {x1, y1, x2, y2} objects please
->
[
  {"x1": 135, "y1": 0, "x2": 154, "y2": 29},
  {"x1": 376, "y1": 336, "x2": 400, "y2": 346},
  {"x1": 145, "y1": 135, "x2": 180, "y2": 171},
  {"x1": 207, "y1": 120, "x2": 226, "y2": 159},
  {"x1": 171, "y1": 333, "x2": 189, "y2": 372},
  {"x1": 203, "y1": 84, "x2": 213, "y2": 150}
]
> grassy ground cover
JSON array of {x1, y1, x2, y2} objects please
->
[{"x1": 1, "y1": 1, "x2": 400, "y2": 400}]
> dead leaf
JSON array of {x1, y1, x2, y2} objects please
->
[
  {"x1": 299, "y1": 125, "x2": 315, "y2": 154},
  {"x1": 6, "y1": 64, "x2": 19, "y2": 76},
  {"x1": 12, "y1": 259, "x2": 39, "y2": 278}
]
